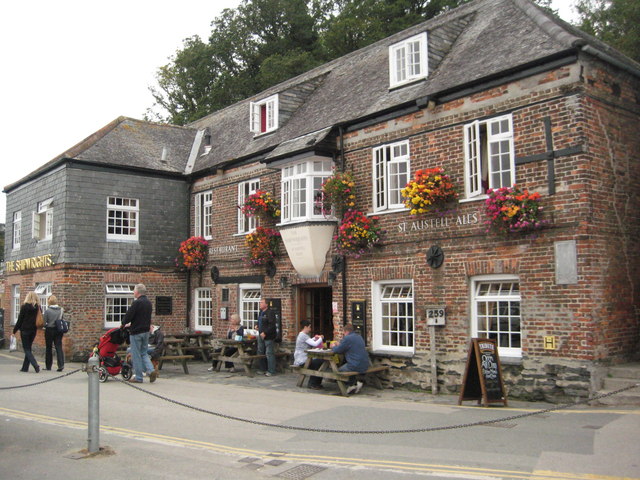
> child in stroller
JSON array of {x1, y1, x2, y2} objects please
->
[{"x1": 91, "y1": 326, "x2": 132, "y2": 382}]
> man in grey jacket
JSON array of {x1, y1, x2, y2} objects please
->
[{"x1": 332, "y1": 323, "x2": 369, "y2": 395}]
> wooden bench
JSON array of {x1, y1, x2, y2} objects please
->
[
  {"x1": 212, "y1": 351, "x2": 290, "y2": 375},
  {"x1": 158, "y1": 355, "x2": 194, "y2": 374},
  {"x1": 180, "y1": 345, "x2": 214, "y2": 362},
  {"x1": 294, "y1": 361, "x2": 389, "y2": 395}
]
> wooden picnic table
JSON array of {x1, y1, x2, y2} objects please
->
[
  {"x1": 294, "y1": 349, "x2": 389, "y2": 396},
  {"x1": 169, "y1": 332, "x2": 213, "y2": 361},
  {"x1": 210, "y1": 338, "x2": 259, "y2": 376},
  {"x1": 158, "y1": 337, "x2": 195, "y2": 373}
]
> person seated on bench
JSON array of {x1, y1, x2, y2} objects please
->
[
  {"x1": 294, "y1": 320, "x2": 324, "y2": 390},
  {"x1": 331, "y1": 323, "x2": 369, "y2": 395},
  {"x1": 208, "y1": 314, "x2": 244, "y2": 372}
]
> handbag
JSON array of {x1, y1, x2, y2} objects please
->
[
  {"x1": 55, "y1": 309, "x2": 69, "y2": 334},
  {"x1": 9, "y1": 334, "x2": 17, "y2": 352},
  {"x1": 35, "y1": 308, "x2": 45, "y2": 329}
]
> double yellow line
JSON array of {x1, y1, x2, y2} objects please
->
[{"x1": 1, "y1": 407, "x2": 636, "y2": 480}]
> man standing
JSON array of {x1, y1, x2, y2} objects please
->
[
  {"x1": 257, "y1": 298, "x2": 277, "y2": 376},
  {"x1": 332, "y1": 323, "x2": 369, "y2": 394},
  {"x1": 123, "y1": 284, "x2": 156, "y2": 383}
]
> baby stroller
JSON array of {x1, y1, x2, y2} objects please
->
[{"x1": 91, "y1": 327, "x2": 132, "y2": 382}]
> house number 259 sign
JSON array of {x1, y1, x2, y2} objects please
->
[{"x1": 426, "y1": 306, "x2": 446, "y2": 326}]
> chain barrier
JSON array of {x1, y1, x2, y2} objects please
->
[
  {"x1": 1, "y1": 367, "x2": 637, "y2": 434},
  {"x1": 0, "y1": 368, "x2": 82, "y2": 390},
  {"x1": 118, "y1": 378, "x2": 640, "y2": 435}
]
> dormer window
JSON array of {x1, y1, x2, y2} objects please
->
[
  {"x1": 250, "y1": 94, "x2": 278, "y2": 135},
  {"x1": 203, "y1": 129, "x2": 212, "y2": 155},
  {"x1": 389, "y1": 32, "x2": 428, "y2": 88}
]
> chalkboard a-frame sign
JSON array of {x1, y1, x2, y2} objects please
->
[{"x1": 458, "y1": 338, "x2": 508, "y2": 407}]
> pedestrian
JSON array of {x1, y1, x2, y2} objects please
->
[
  {"x1": 294, "y1": 320, "x2": 324, "y2": 390},
  {"x1": 122, "y1": 283, "x2": 156, "y2": 383},
  {"x1": 257, "y1": 298, "x2": 277, "y2": 376},
  {"x1": 43, "y1": 294, "x2": 65, "y2": 371},
  {"x1": 331, "y1": 323, "x2": 369, "y2": 395},
  {"x1": 13, "y1": 291, "x2": 41, "y2": 373},
  {"x1": 148, "y1": 324, "x2": 165, "y2": 376}
]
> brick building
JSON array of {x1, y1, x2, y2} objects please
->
[{"x1": 3, "y1": 0, "x2": 639, "y2": 399}]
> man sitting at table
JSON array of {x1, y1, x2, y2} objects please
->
[
  {"x1": 331, "y1": 323, "x2": 369, "y2": 395},
  {"x1": 294, "y1": 320, "x2": 324, "y2": 390}
]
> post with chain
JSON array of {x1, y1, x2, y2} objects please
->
[{"x1": 87, "y1": 354, "x2": 100, "y2": 453}]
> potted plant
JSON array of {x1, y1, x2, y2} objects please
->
[
  {"x1": 240, "y1": 189, "x2": 281, "y2": 220},
  {"x1": 176, "y1": 236, "x2": 209, "y2": 271},
  {"x1": 334, "y1": 209, "x2": 385, "y2": 258},
  {"x1": 320, "y1": 170, "x2": 356, "y2": 218},
  {"x1": 401, "y1": 167, "x2": 458, "y2": 215},
  {"x1": 245, "y1": 226, "x2": 281, "y2": 266},
  {"x1": 485, "y1": 185, "x2": 548, "y2": 235}
]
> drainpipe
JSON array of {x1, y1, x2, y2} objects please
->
[
  {"x1": 186, "y1": 181, "x2": 193, "y2": 331},
  {"x1": 338, "y1": 126, "x2": 348, "y2": 326}
]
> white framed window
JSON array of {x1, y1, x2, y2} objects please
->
[
  {"x1": 195, "y1": 190, "x2": 213, "y2": 239},
  {"x1": 373, "y1": 140, "x2": 410, "y2": 212},
  {"x1": 280, "y1": 159, "x2": 333, "y2": 224},
  {"x1": 34, "y1": 283, "x2": 52, "y2": 311},
  {"x1": 32, "y1": 199, "x2": 53, "y2": 241},
  {"x1": 12, "y1": 211, "x2": 21, "y2": 250},
  {"x1": 106, "y1": 197, "x2": 139, "y2": 241},
  {"x1": 105, "y1": 283, "x2": 135, "y2": 328},
  {"x1": 239, "y1": 285, "x2": 261, "y2": 330},
  {"x1": 471, "y1": 275, "x2": 521, "y2": 359},
  {"x1": 12, "y1": 285, "x2": 20, "y2": 325},
  {"x1": 463, "y1": 114, "x2": 515, "y2": 199},
  {"x1": 372, "y1": 280, "x2": 415, "y2": 353},
  {"x1": 250, "y1": 94, "x2": 279, "y2": 135},
  {"x1": 389, "y1": 32, "x2": 428, "y2": 88},
  {"x1": 238, "y1": 179, "x2": 260, "y2": 234},
  {"x1": 194, "y1": 288, "x2": 213, "y2": 331}
]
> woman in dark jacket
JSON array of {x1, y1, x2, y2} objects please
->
[
  {"x1": 43, "y1": 294, "x2": 65, "y2": 371},
  {"x1": 13, "y1": 291, "x2": 41, "y2": 373}
]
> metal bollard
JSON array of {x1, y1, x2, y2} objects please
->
[{"x1": 87, "y1": 355, "x2": 100, "y2": 453}]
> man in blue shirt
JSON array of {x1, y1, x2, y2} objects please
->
[{"x1": 332, "y1": 323, "x2": 369, "y2": 394}]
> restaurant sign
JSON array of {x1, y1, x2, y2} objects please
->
[{"x1": 5, "y1": 254, "x2": 55, "y2": 272}]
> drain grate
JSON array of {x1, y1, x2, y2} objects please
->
[
  {"x1": 276, "y1": 464, "x2": 327, "y2": 479},
  {"x1": 583, "y1": 425, "x2": 602, "y2": 430}
]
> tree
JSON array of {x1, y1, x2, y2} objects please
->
[{"x1": 575, "y1": 0, "x2": 640, "y2": 63}]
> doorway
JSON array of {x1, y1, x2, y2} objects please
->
[{"x1": 298, "y1": 286, "x2": 333, "y2": 341}]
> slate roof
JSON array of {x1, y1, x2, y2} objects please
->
[
  {"x1": 6, "y1": 0, "x2": 639, "y2": 193},
  {"x1": 188, "y1": 0, "x2": 640, "y2": 174},
  {"x1": 4, "y1": 117, "x2": 197, "y2": 192}
]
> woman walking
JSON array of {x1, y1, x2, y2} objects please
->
[
  {"x1": 13, "y1": 292, "x2": 41, "y2": 373},
  {"x1": 43, "y1": 295, "x2": 65, "y2": 371}
]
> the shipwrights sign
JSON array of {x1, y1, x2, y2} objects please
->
[{"x1": 5, "y1": 254, "x2": 55, "y2": 272}]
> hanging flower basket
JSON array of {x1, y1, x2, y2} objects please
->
[
  {"x1": 321, "y1": 170, "x2": 356, "y2": 218},
  {"x1": 245, "y1": 226, "x2": 281, "y2": 266},
  {"x1": 176, "y1": 236, "x2": 209, "y2": 271},
  {"x1": 240, "y1": 189, "x2": 280, "y2": 220},
  {"x1": 485, "y1": 185, "x2": 548, "y2": 235},
  {"x1": 335, "y1": 209, "x2": 385, "y2": 258},
  {"x1": 401, "y1": 167, "x2": 458, "y2": 215}
]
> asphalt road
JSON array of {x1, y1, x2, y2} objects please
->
[{"x1": 1, "y1": 351, "x2": 639, "y2": 480}]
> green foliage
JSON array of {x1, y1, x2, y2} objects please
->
[{"x1": 576, "y1": 0, "x2": 640, "y2": 63}]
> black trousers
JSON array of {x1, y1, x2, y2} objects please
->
[{"x1": 45, "y1": 327, "x2": 64, "y2": 370}]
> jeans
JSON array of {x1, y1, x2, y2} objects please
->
[
  {"x1": 257, "y1": 337, "x2": 276, "y2": 374},
  {"x1": 129, "y1": 332, "x2": 154, "y2": 380},
  {"x1": 339, "y1": 363, "x2": 358, "y2": 386},
  {"x1": 19, "y1": 330, "x2": 39, "y2": 371},
  {"x1": 44, "y1": 327, "x2": 64, "y2": 370}
]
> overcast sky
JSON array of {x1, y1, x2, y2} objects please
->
[{"x1": 0, "y1": 0, "x2": 577, "y2": 222}]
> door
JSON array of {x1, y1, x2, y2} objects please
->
[{"x1": 298, "y1": 286, "x2": 333, "y2": 341}]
